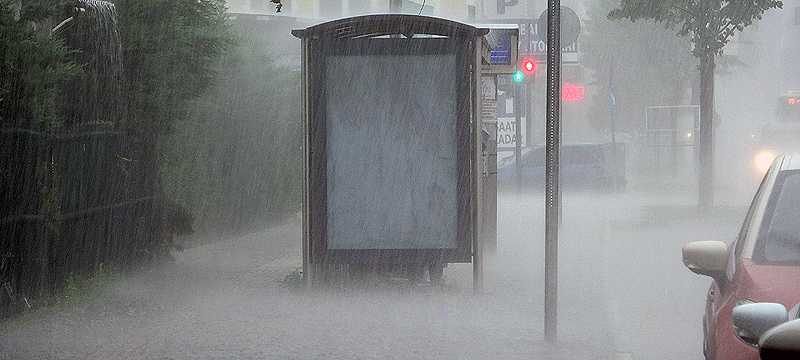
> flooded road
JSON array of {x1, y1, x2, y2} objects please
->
[
  {"x1": 0, "y1": 190, "x2": 743, "y2": 360},
  {"x1": 493, "y1": 188, "x2": 743, "y2": 360}
]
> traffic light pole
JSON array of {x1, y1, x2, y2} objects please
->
[
  {"x1": 527, "y1": 73, "x2": 535, "y2": 148},
  {"x1": 608, "y1": 60, "x2": 618, "y2": 192},
  {"x1": 514, "y1": 82, "x2": 523, "y2": 191},
  {"x1": 544, "y1": 0, "x2": 561, "y2": 344}
]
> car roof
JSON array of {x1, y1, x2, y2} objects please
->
[{"x1": 779, "y1": 153, "x2": 800, "y2": 171}]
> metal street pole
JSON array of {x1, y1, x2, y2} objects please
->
[
  {"x1": 514, "y1": 82, "x2": 523, "y2": 191},
  {"x1": 544, "y1": 0, "x2": 560, "y2": 344},
  {"x1": 527, "y1": 73, "x2": 535, "y2": 147},
  {"x1": 608, "y1": 60, "x2": 618, "y2": 192}
]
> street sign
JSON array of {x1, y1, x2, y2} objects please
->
[
  {"x1": 481, "y1": 25, "x2": 520, "y2": 73},
  {"x1": 487, "y1": 30, "x2": 514, "y2": 65},
  {"x1": 484, "y1": 0, "x2": 533, "y2": 20},
  {"x1": 480, "y1": 15, "x2": 579, "y2": 64},
  {"x1": 497, "y1": 117, "x2": 527, "y2": 149},
  {"x1": 537, "y1": 6, "x2": 581, "y2": 46},
  {"x1": 518, "y1": 19, "x2": 579, "y2": 64},
  {"x1": 495, "y1": 80, "x2": 527, "y2": 149}
]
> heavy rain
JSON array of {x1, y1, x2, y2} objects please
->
[{"x1": 2, "y1": 1, "x2": 800, "y2": 359}]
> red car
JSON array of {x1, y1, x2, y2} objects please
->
[{"x1": 683, "y1": 153, "x2": 800, "y2": 360}]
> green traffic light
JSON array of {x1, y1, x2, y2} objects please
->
[{"x1": 512, "y1": 70, "x2": 525, "y2": 83}]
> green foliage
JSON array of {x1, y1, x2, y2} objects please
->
[
  {"x1": 1, "y1": 0, "x2": 239, "y2": 315},
  {"x1": 159, "y1": 22, "x2": 301, "y2": 237},
  {"x1": 110, "y1": 0, "x2": 237, "y2": 247},
  {"x1": 610, "y1": 0, "x2": 783, "y2": 57},
  {"x1": 582, "y1": 0, "x2": 697, "y2": 131},
  {"x1": 113, "y1": 0, "x2": 234, "y2": 134},
  {"x1": 0, "y1": 0, "x2": 79, "y2": 127}
]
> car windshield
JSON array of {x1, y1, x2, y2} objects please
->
[{"x1": 758, "y1": 170, "x2": 800, "y2": 263}]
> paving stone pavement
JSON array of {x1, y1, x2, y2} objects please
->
[{"x1": 0, "y1": 214, "x2": 604, "y2": 360}]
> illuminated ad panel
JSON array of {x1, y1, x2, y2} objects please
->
[{"x1": 325, "y1": 54, "x2": 458, "y2": 250}]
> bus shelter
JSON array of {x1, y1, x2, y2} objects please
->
[{"x1": 292, "y1": 15, "x2": 516, "y2": 289}]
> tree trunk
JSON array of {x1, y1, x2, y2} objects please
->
[{"x1": 698, "y1": 54, "x2": 715, "y2": 211}]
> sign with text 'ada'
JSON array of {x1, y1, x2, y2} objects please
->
[{"x1": 497, "y1": 116, "x2": 526, "y2": 150}]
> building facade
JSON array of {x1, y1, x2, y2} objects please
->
[{"x1": 226, "y1": 0, "x2": 474, "y2": 21}]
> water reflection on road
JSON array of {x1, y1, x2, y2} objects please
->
[
  {"x1": 488, "y1": 188, "x2": 743, "y2": 360},
  {"x1": 0, "y1": 188, "x2": 743, "y2": 360}
]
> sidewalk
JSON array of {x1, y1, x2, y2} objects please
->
[{"x1": 1, "y1": 215, "x2": 603, "y2": 360}]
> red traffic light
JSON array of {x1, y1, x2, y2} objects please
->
[
  {"x1": 519, "y1": 56, "x2": 538, "y2": 76},
  {"x1": 788, "y1": 97, "x2": 798, "y2": 105}
]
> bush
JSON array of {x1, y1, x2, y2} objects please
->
[{"x1": 159, "y1": 19, "x2": 301, "y2": 238}]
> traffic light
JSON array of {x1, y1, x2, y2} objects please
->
[
  {"x1": 779, "y1": 96, "x2": 800, "y2": 122},
  {"x1": 520, "y1": 56, "x2": 538, "y2": 76},
  {"x1": 512, "y1": 56, "x2": 538, "y2": 84},
  {"x1": 512, "y1": 70, "x2": 525, "y2": 84}
]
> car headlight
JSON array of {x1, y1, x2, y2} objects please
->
[{"x1": 753, "y1": 150, "x2": 776, "y2": 175}]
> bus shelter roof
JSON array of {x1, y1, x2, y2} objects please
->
[{"x1": 291, "y1": 14, "x2": 489, "y2": 40}]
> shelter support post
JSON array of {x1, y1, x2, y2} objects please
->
[
  {"x1": 301, "y1": 37, "x2": 312, "y2": 289},
  {"x1": 473, "y1": 37, "x2": 484, "y2": 294}
]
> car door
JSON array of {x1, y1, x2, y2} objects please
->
[{"x1": 704, "y1": 161, "x2": 775, "y2": 358}]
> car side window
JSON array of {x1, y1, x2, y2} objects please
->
[
  {"x1": 754, "y1": 170, "x2": 800, "y2": 263},
  {"x1": 735, "y1": 172, "x2": 769, "y2": 257},
  {"x1": 727, "y1": 165, "x2": 773, "y2": 280}
]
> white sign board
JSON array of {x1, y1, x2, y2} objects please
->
[
  {"x1": 325, "y1": 54, "x2": 459, "y2": 250},
  {"x1": 497, "y1": 116, "x2": 526, "y2": 150},
  {"x1": 519, "y1": 21, "x2": 579, "y2": 64}
]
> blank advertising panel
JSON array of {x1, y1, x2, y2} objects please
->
[{"x1": 325, "y1": 54, "x2": 458, "y2": 250}]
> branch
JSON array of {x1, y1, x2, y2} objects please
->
[{"x1": 670, "y1": 4, "x2": 697, "y2": 20}]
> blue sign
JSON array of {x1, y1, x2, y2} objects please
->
[{"x1": 489, "y1": 33, "x2": 512, "y2": 65}]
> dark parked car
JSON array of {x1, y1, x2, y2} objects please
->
[{"x1": 497, "y1": 142, "x2": 626, "y2": 190}]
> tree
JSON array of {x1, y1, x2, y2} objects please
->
[
  {"x1": 0, "y1": 0, "x2": 78, "y2": 129},
  {"x1": 582, "y1": 0, "x2": 696, "y2": 135},
  {"x1": 111, "y1": 0, "x2": 234, "y2": 249},
  {"x1": 609, "y1": 0, "x2": 783, "y2": 209},
  {"x1": 159, "y1": 18, "x2": 301, "y2": 239},
  {"x1": 113, "y1": 0, "x2": 234, "y2": 134},
  {"x1": 1, "y1": 0, "x2": 79, "y2": 300}
]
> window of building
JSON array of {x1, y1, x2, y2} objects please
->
[{"x1": 795, "y1": 7, "x2": 800, "y2": 26}]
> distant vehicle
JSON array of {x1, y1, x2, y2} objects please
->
[
  {"x1": 497, "y1": 142, "x2": 626, "y2": 190},
  {"x1": 751, "y1": 92, "x2": 800, "y2": 177},
  {"x1": 683, "y1": 153, "x2": 800, "y2": 360}
]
